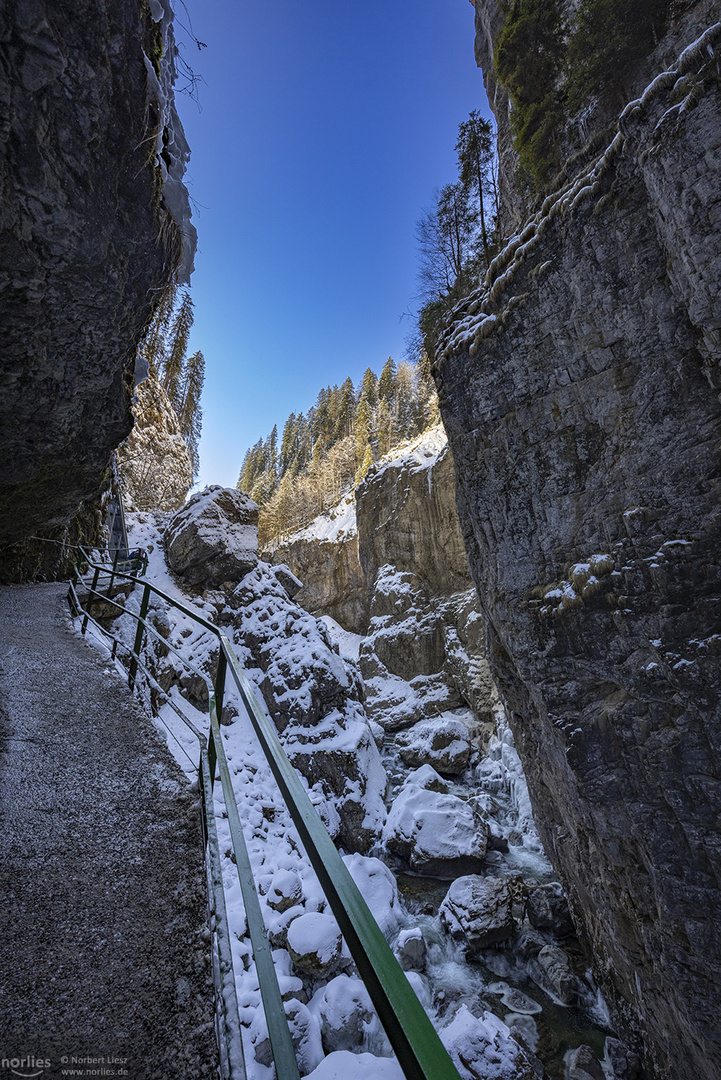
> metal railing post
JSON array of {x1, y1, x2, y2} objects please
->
[
  {"x1": 107, "y1": 548, "x2": 120, "y2": 597},
  {"x1": 215, "y1": 651, "x2": 227, "y2": 728},
  {"x1": 128, "y1": 582, "x2": 150, "y2": 690},
  {"x1": 81, "y1": 566, "x2": 100, "y2": 635}
]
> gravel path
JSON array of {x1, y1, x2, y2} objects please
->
[{"x1": 0, "y1": 584, "x2": 218, "y2": 1080}]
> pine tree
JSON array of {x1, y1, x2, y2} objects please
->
[
  {"x1": 354, "y1": 390, "x2": 372, "y2": 467},
  {"x1": 377, "y1": 397, "x2": 394, "y2": 455},
  {"x1": 268, "y1": 424, "x2": 278, "y2": 481},
  {"x1": 359, "y1": 367, "x2": 379, "y2": 411},
  {"x1": 335, "y1": 377, "x2": 355, "y2": 440},
  {"x1": 456, "y1": 111, "x2": 496, "y2": 266},
  {"x1": 177, "y1": 349, "x2": 205, "y2": 479},
  {"x1": 355, "y1": 444, "x2": 374, "y2": 485},
  {"x1": 378, "y1": 356, "x2": 397, "y2": 405},
  {"x1": 161, "y1": 290, "x2": 194, "y2": 409},
  {"x1": 141, "y1": 282, "x2": 178, "y2": 377}
]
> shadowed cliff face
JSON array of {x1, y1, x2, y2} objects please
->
[
  {"x1": 0, "y1": 0, "x2": 182, "y2": 560},
  {"x1": 437, "y1": 9, "x2": 721, "y2": 1080}
]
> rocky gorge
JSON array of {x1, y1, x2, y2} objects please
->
[
  {"x1": 433, "y1": 4, "x2": 721, "y2": 1080},
  {"x1": 83, "y1": 471, "x2": 627, "y2": 1079}
]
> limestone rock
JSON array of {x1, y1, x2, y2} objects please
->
[
  {"x1": 164, "y1": 487, "x2": 259, "y2": 589},
  {"x1": 118, "y1": 372, "x2": 193, "y2": 512},
  {"x1": 530, "y1": 945, "x2": 584, "y2": 1006},
  {"x1": 383, "y1": 766, "x2": 489, "y2": 877},
  {"x1": 269, "y1": 492, "x2": 368, "y2": 633},
  {"x1": 439, "y1": 876, "x2": 515, "y2": 952},
  {"x1": 604, "y1": 1037, "x2": 642, "y2": 1080},
  {"x1": 439, "y1": 12, "x2": 721, "y2": 1078},
  {"x1": 565, "y1": 1045, "x2": 606, "y2": 1080},
  {"x1": 356, "y1": 427, "x2": 472, "y2": 598},
  {"x1": 396, "y1": 713, "x2": 472, "y2": 775},
  {"x1": 0, "y1": 0, "x2": 189, "y2": 558},
  {"x1": 526, "y1": 883, "x2": 574, "y2": 939},
  {"x1": 316, "y1": 975, "x2": 374, "y2": 1053},
  {"x1": 270, "y1": 563, "x2": 303, "y2": 598},
  {"x1": 286, "y1": 911, "x2": 342, "y2": 978}
]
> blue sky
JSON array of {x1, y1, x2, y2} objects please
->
[{"x1": 176, "y1": 0, "x2": 490, "y2": 489}]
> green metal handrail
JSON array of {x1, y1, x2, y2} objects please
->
[
  {"x1": 71, "y1": 550, "x2": 463, "y2": 1080},
  {"x1": 67, "y1": 579, "x2": 246, "y2": 1080}
]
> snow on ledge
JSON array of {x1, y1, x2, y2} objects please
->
[{"x1": 276, "y1": 425, "x2": 448, "y2": 548}]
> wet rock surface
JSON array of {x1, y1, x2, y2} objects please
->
[
  {"x1": 439, "y1": 14, "x2": 721, "y2": 1079},
  {"x1": 0, "y1": 0, "x2": 180, "y2": 556},
  {"x1": 440, "y1": 876, "x2": 515, "y2": 952}
]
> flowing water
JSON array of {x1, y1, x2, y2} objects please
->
[{"x1": 379, "y1": 731, "x2": 615, "y2": 1079}]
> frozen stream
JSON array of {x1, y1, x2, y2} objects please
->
[{"x1": 380, "y1": 733, "x2": 612, "y2": 1080}]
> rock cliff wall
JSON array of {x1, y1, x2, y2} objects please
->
[
  {"x1": 0, "y1": 0, "x2": 191, "y2": 574},
  {"x1": 437, "y1": 11, "x2": 721, "y2": 1080},
  {"x1": 270, "y1": 427, "x2": 472, "y2": 634},
  {"x1": 118, "y1": 372, "x2": 194, "y2": 513}
]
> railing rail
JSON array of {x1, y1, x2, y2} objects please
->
[{"x1": 70, "y1": 550, "x2": 463, "y2": 1080}]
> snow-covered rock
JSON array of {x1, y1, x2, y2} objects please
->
[
  {"x1": 439, "y1": 876, "x2": 515, "y2": 952},
  {"x1": 224, "y1": 563, "x2": 387, "y2": 852},
  {"x1": 267, "y1": 869, "x2": 304, "y2": 913},
  {"x1": 164, "y1": 485, "x2": 258, "y2": 588},
  {"x1": 342, "y1": 853, "x2": 402, "y2": 939},
  {"x1": 440, "y1": 1005, "x2": 538, "y2": 1080},
  {"x1": 396, "y1": 712, "x2": 472, "y2": 775},
  {"x1": 382, "y1": 766, "x2": 489, "y2": 877},
  {"x1": 287, "y1": 911, "x2": 343, "y2": 978},
  {"x1": 395, "y1": 927, "x2": 426, "y2": 972},
  {"x1": 313, "y1": 975, "x2": 375, "y2": 1053},
  {"x1": 305, "y1": 1051, "x2": 403, "y2": 1080}
]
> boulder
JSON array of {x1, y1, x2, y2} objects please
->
[
  {"x1": 440, "y1": 1004, "x2": 538, "y2": 1080},
  {"x1": 342, "y1": 854, "x2": 402, "y2": 940},
  {"x1": 164, "y1": 486, "x2": 258, "y2": 588},
  {"x1": 526, "y1": 882, "x2": 574, "y2": 938},
  {"x1": 530, "y1": 945, "x2": 584, "y2": 1006},
  {"x1": 395, "y1": 928, "x2": 427, "y2": 972},
  {"x1": 396, "y1": 713, "x2": 472, "y2": 775},
  {"x1": 287, "y1": 911, "x2": 343, "y2": 978},
  {"x1": 439, "y1": 876, "x2": 515, "y2": 952},
  {"x1": 604, "y1": 1037, "x2": 642, "y2": 1080},
  {"x1": 266, "y1": 870, "x2": 303, "y2": 914},
  {"x1": 316, "y1": 975, "x2": 375, "y2": 1053},
  {"x1": 382, "y1": 766, "x2": 489, "y2": 877},
  {"x1": 369, "y1": 611, "x2": 445, "y2": 682},
  {"x1": 565, "y1": 1045, "x2": 606, "y2": 1080},
  {"x1": 271, "y1": 563, "x2": 303, "y2": 598}
]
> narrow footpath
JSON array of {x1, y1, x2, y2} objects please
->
[{"x1": 0, "y1": 584, "x2": 217, "y2": 1080}]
